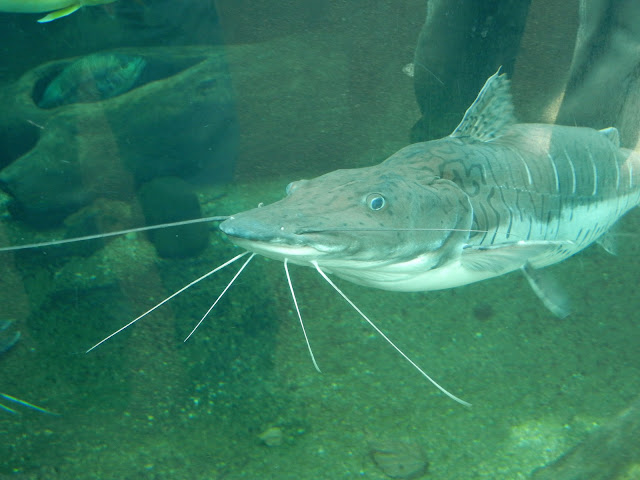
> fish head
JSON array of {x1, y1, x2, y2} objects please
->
[{"x1": 220, "y1": 158, "x2": 473, "y2": 284}]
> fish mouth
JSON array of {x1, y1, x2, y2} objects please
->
[
  {"x1": 219, "y1": 216, "x2": 345, "y2": 261},
  {"x1": 220, "y1": 216, "x2": 295, "y2": 243}
]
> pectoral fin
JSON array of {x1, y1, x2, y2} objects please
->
[
  {"x1": 461, "y1": 240, "x2": 572, "y2": 274},
  {"x1": 38, "y1": 4, "x2": 82, "y2": 23},
  {"x1": 596, "y1": 230, "x2": 618, "y2": 256},
  {"x1": 522, "y1": 263, "x2": 570, "y2": 318},
  {"x1": 462, "y1": 241, "x2": 572, "y2": 317}
]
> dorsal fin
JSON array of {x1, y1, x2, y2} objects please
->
[{"x1": 450, "y1": 69, "x2": 516, "y2": 142}]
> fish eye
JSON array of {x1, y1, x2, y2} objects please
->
[{"x1": 366, "y1": 193, "x2": 386, "y2": 211}]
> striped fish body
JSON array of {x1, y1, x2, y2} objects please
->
[
  {"x1": 220, "y1": 71, "x2": 640, "y2": 313},
  {"x1": 419, "y1": 122, "x2": 640, "y2": 268}
]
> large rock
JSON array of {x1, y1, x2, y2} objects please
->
[
  {"x1": 138, "y1": 177, "x2": 209, "y2": 259},
  {"x1": 0, "y1": 46, "x2": 238, "y2": 227}
]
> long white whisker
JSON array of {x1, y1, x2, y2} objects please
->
[
  {"x1": 284, "y1": 259, "x2": 321, "y2": 372},
  {"x1": 86, "y1": 251, "x2": 249, "y2": 353},
  {"x1": 0, "y1": 216, "x2": 229, "y2": 253},
  {"x1": 312, "y1": 261, "x2": 471, "y2": 407},
  {"x1": 299, "y1": 227, "x2": 489, "y2": 234},
  {"x1": 184, "y1": 253, "x2": 256, "y2": 341}
]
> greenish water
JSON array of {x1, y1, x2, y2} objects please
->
[
  {"x1": 1, "y1": 2, "x2": 640, "y2": 479},
  {"x1": 2, "y1": 180, "x2": 639, "y2": 480}
]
